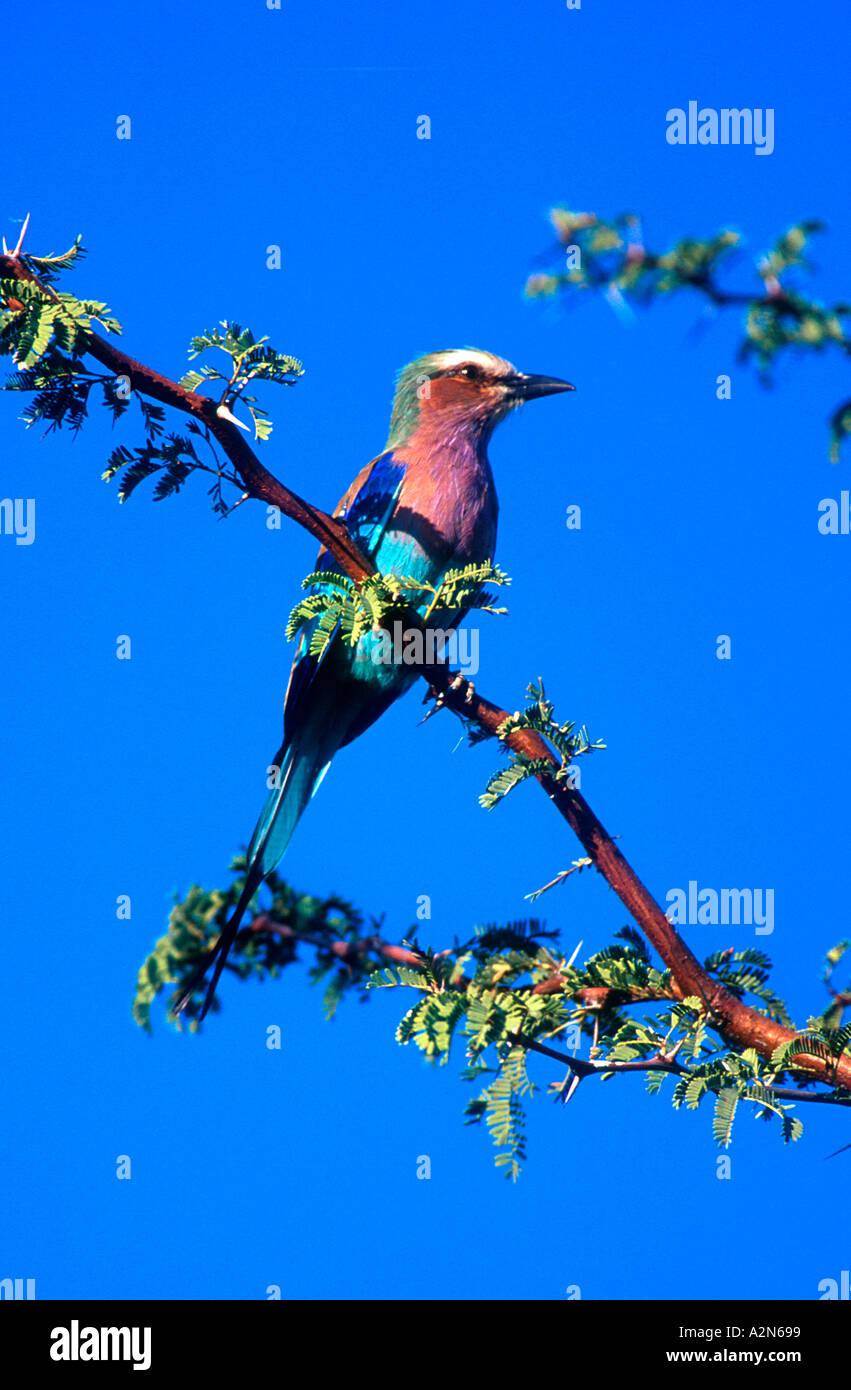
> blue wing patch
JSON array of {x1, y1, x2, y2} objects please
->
[
  {"x1": 340, "y1": 451, "x2": 407, "y2": 558},
  {"x1": 282, "y1": 451, "x2": 407, "y2": 742}
]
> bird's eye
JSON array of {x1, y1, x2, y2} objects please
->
[{"x1": 456, "y1": 363, "x2": 483, "y2": 380}]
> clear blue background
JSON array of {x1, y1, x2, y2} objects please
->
[{"x1": 1, "y1": 0, "x2": 849, "y2": 1300}]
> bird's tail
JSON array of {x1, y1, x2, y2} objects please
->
[{"x1": 172, "y1": 726, "x2": 336, "y2": 1021}]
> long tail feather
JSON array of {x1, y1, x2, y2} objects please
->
[
  {"x1": 172, "y1": 732, "x2": 334, "y2": 1020},
  {"x1": 171, "y1": 862, "x2": 266, "y2": 1020}
]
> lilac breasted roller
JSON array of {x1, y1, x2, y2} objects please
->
[{"x1": 175, "y1": 348, "x2": 573, "y2": 1018}]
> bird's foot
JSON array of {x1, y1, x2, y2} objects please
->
[
  {"x1": 450, "y1": 673, "x2": 476, "y2": 706},
  {"x1": 419, "y1": 672, "x2": 476, "y2": 724}
]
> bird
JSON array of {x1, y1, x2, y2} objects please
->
[{"x1": 174, "y1": 347, "x2": 574, "y2": 1019}]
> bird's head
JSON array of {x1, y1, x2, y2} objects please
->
[{"x1": 386, "y1": 347, "x2": 574, "y2": 449}]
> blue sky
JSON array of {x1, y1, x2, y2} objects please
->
[{"x1": 1, "y1": 0, "x2": 850, "y2": 1300}]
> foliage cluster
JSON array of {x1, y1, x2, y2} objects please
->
[{"x1": 526, "y1": 211, "x2": 851, "y2": 459}]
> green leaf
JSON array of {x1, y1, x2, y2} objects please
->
[{"x1": 712, "y1": 1087, "x2": 740, "y2": 1147}]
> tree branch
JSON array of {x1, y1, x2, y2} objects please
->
[
  {"x1": 507, "y1": 1031, "x2": 851, "y2": 1107},
  {"x1": 4, "y1": 246, "x2": 849, "y2": 1091},
  {"x1": 246, "y1": 911, "x2": 423, "y2": 969}
]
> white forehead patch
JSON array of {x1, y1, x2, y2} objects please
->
[{"x1": 437, "y1": 347, "x2": 515, "y2": 375}]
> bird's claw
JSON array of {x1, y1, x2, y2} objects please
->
[
  {"x1": 418, "y1": 672, "x2": 475, "y2": 725},
  {"x1": 418, "y1": 683, "x2": 444, "y2": 725},
  {"x1": 448, "y1": 672, "x2": 475, "y2": 706}
]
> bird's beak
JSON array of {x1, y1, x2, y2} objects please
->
[{"x1": 508, "y1": 373, "x2": 576, "y2": 400}]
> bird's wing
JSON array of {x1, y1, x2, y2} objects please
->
[
  {"x1": 281, "y1": 450, "x2": 407, "y2": 741},
  {"x1": 334, "y1": 448, "x2": 408, "y2": 554}
]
